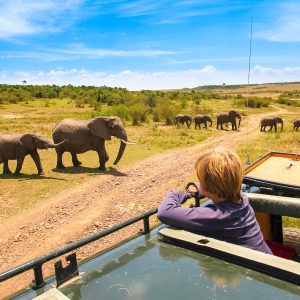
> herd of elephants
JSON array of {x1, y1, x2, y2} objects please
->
[{"x1": 0, "y1": 110, "x2": 299, "y2": 176}]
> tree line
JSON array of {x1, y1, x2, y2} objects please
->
[{"x1": 1, "y1": 84, "x2": 298, "y2": 125}]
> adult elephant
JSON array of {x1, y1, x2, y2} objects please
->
[
  {"x1": 216, "y1": 110, "x2": 241, "y2": 130},
  {"x1": 174, "y1": 114, "x2": 192, "y2": 128},
  {"x1": 53, "y1": 116, "x2": 131, "y2": 171},
  {"x1": 293, "y1": 119, "x2": 300, "y2": 131},
  {"x1": 194, "y1": 115, "x2": 212, "y2": 129},
  {"x1": 260, "y1": 117, "x2": 283, "y2": 132},
  {"x1": 0, "y1": 134, "x2": 66, "y2": 175}
]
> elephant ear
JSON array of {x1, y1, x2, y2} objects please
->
[
  {"x1": 88, "y1": 117, "x2": 111, "y2": 140},
  {"x1": 229, "y1": 110, "x2": 240, "y2": 117},
  {"x1": 19, "y1": 134, "x2": 35, "y2": 151}
]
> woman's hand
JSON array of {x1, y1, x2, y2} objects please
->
[{"x1": 187, "y1": 185, "x2": 198, "y2": 194}]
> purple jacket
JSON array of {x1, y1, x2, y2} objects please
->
[{"x1": 157, "y1": 190, "x2": 272, "y2": 254}]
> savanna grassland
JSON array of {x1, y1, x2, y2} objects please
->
[
  {"x1": 0, "y1": 82, "x2": 299, "y2": 223},
  {"x1": 0, "y1": 82, "x2": 300, "y2": 298}
]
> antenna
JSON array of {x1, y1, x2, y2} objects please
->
[{"x1": 246, "y1": 16, "x2": 253, "y2": 166}]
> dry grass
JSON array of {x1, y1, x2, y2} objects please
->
[{"x1": 0, "y1": 89, "x2": 299, "y2": 223}]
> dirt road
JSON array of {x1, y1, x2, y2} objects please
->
[{"x1": 0, "y1": 109, "x2": 290, "y2": 297}]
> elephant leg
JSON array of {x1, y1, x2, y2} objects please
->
[
  {"x1": 30, "y1": 151, "x2": 44, "y2": 175},
  {"x1": 55, "y1": 148, "x2": 65, "y2": 169},
  {"x1": 71, "y1": 153, "x2": 82, "y2": 167},
  {"x1": 97, "y1": 141, "x2": 107, "y2": 171},
  {"x1": 3, "y1": 160, "x2": 12, "y2": 175},
  {"x1": 231, "y1": 121, "x2": 235, "y2": 130},
  {"x1": 99, "y1": 156, "x2": 106, "y2": 171},
  {"x1": 105, "y1": 149, "x2": 109, "y2": 162},
  {"x1": 205, "y1": 123, "x2": 208, "y2": 129},
  {"x1": 14, "y1": 156, "x2": 25, "y2": 175}
]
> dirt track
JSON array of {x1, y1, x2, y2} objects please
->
[{"x1": 0, "y1": 108, "x2": 294, "y2": 297}]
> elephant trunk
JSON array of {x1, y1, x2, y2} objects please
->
[
  {"x1": 47, "y1": 139, "x2": 68, "y2": 148},
  {"x1": 113, "y1": 131, "x2": 128, "y2": 165},
  {"x1": 113, "y1": 140, "x2": 127, "y2": 165}
]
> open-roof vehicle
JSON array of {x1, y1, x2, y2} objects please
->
[{"x1": 1, "y1": 151, "x2": 300, "y2": 300}]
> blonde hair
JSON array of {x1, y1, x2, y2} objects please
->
[{"x1": 195, "y1": 147, "x2": 243, "y2": 203}]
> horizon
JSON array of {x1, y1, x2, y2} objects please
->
[
  {"x1": 1, "y1": 0, "x2": 300, "y2": 91},
  {"x1": 2, "y1": 80, "x2": 300, "y2": 92}
]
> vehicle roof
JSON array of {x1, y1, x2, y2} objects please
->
[{"x1": 13, "y1": 226, "x2": 300, "y2": 300}]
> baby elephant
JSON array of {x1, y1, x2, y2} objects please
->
[
  {"x1": 0, "y1": 133, "x2": 66, "y2": 175},
  {"x1": 293, "y1": 119, "x2": 300, "y2": 131}
]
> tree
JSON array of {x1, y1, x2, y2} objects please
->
[{"x1": 153, "y1": 98, "x2": 178, "y2": 125}]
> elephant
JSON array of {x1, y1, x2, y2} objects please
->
[
  {"x1": 216, "y1": 110, "x2": 241, "y2": 130},
  {"x1": 260, "y1": 117, "x2": 283, "y2": 132},
  {"x1": 52, "y1": 116, "x2": 132, "y2": 171},
  {"x1": 0, "y1": 133, "x2": 66, "y2": 175},
  {"x1": 174, "y1": 114, "x2": 192, "y2": 128},
  {"x1": 293, "y1": 119, "x2": 300, "y2": 131},
  {"x1": 194, "y1": 115, "x2": 212, "y2": 129}
]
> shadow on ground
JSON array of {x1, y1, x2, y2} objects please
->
[
  {"x1": 52, "y1": 166, "x2": 127, "y2": 177},
  {"x1": 0, "y1": 174, "x2": 66, "y2": 180}
]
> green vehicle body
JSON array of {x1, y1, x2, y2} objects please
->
[{"x1": 8, "y1": 225, "x2": 300, "y2": 300}]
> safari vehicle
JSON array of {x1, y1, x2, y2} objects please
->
[{"x1": 1, "y1": 152, "x2": 300, "y2": 300}]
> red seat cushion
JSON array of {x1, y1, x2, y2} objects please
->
[{"x1": 265, "y1": 240, "x2": 296, "y2": 260}]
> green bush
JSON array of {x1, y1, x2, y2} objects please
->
[
  {"x1": 153, "y1": 99, "x2": 178, "y2": 125},
  {"x1": 127, "y1": 103, "x2": 149, "y2": 125},
  {"x1": 277, "y1": 97, "x2": 300, "y2": 107}
]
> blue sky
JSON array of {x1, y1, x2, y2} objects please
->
[{"x1": 0, "y1": 0, "x2": 300, "y2": 90}]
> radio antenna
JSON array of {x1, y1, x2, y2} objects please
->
[{"x1": 246, "y1": 16, "x2": 253, "y2": 165}]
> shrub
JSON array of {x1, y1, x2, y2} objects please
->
[
  {"x1": 128, "y1": 103, "x2": 149, "y2": 125},
  {"x1": 153, "y1": 99, "x2": 178, "y2": 125}
]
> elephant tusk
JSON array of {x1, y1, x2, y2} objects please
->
[
  {"x1": 121, "y1": 139, "x2": 136, "y2": 145},
  {"x1": 49, "y1": 139, "x2": 68, "y2": 148},
  {"x1": 128, "y1": 139, "x2": 137, "y2": 144}
]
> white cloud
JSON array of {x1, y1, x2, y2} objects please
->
[
  {"x1": 4, "y1": 65, "x2": 300, "y2": 90},
  {"x1": 0, "y1": 46, "x2": 177, "y2": 62},
  {"x1": 58, "y1": 45, "x2": 177, "y2": 58},
  {"x1": 0, "y1": 0, "x2": 84, "y2": 38},
  {"x1": 117, "y1": 0, "x2": 250, "y2": 24},
  {"x1": 180, "y1": 65, "x2": 216, "y2": 75},
  {"x1": 119, "y1": 0, "x2": 164, "y2": 17},
  {"x1": 251, "y1": 65, "x2": 300, "y2": 82},
  {"x1": 257, "y1": 1, "x2": 300, "y2": 42}
]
